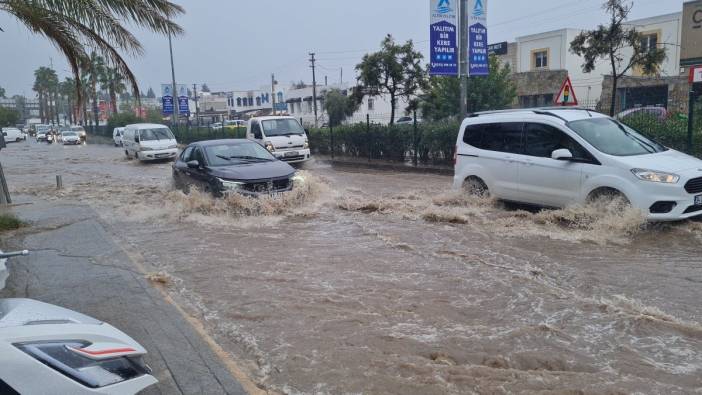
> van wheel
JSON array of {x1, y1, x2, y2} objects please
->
[
  {"x1": 587, "y1": 188, "x2": 630, "y2": 206},
  {"x1": 463, "y1": 177, "x2": 489, "y2": 197},
  {"x1": 125, "y1": 150, "x2": 132, "y2": 159}
]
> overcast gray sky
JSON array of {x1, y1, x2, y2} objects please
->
[{"x1": 0, "y1": 0, "x2": 685, "y2": 97}]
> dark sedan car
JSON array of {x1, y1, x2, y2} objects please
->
[{"x1": 172, "y1": 139, "x2": 299, "y2": 196}]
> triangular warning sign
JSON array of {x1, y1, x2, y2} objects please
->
[{"x1": 555, "y1": 76, "x2": 578, "y2": 106}]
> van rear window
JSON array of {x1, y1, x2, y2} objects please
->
[{"x1": 463, "y1": 123, "x2": 523, "y2": 154}]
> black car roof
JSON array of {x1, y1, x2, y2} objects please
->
[{"x1": 190, "y1": 139, "x2": 254, "y2": 147}]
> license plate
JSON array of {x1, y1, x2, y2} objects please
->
[
  {"x1": 284, "y1": 151, "x2": 299, "y2": 157},
  {"x1": 156, "y1": 153, "x2": 169, "y2": 158},
  {"x1": 696, "y1": 195, "x2": 702, "y2": 206}
]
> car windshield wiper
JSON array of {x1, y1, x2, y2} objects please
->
[
  {"x1": 216, "y1": 154, "x2": 233, "y2": 161},
  {"x1": 227, "y1": 156, "x2": 272, "y2": 162},
  {"x1": 612, "y1": 121, "x2": 657, "y2": 153}
]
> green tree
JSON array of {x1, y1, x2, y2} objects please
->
[
  {"x1": 146, "y1": 87, "x2": 156, "y2": 99},
  {"x1": 2, "y1": 0, "x2": 184, "y2": 110},
  {"x1": 82, "y1": 52, "x2": 106, "y2": 128},
  {"x1": 356, "y1": 35, "x2": 425, "y2": 125},
  {"x1": 12, "y1": 95, "x2": 26, "y2": 120},
  {"x1": 59, "y1": 78, "x2": 77, "y2": 124},
  {"x1": 421, "y1": 55, "x2": 516, "y2": 121},
  {"x1": 201, "y1": 83, "x2": 211, "y2": 93},
  {"x1": 0, "y1": 86, "x2": 5, "y2": 98},
  {"x1": 570, "y1": 0, "x2": 667, "y2": 116},
  {"x1": 0, "y1": 107, "x2": 20, "y2": 127},
  {"x1": 323, "y1": 89, "x2": 360, "y2": 127}
]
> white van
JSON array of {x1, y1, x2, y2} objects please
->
[
  {"x1": 122, "y1": 123, "x2": 178, "y2": 161},
  {"x1": 246, "y1": 116, "x2": 310, "y2": 163},
  {"x1": 1, "y1": 128, "x2": 25, "y2": 143}
]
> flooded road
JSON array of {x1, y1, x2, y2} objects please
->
[{"x1": 3, "y1": 140, "x2": 702, "y2": 394}]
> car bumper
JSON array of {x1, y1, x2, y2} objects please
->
[
  {"x1": 629, "y1": 181, "x2": 702, "y2": 221},
  {"x1": 63, "y1": 140, "x2": 81, "y2": 145},
  {"x1": 272, "y1": 148, "x2": 311, "y2": 163},
  {"x1": 137, "y1": 149, "x2": 178, "y2": 161}
]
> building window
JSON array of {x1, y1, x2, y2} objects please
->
[
  {"x1": 248, "y1": 97, "x2": 254, "y2": 106},
  {"x1": 306, "y1": 101, "x2": 313, "y2": 113},
  {"x1": 236, "y1": 98, "x2": 242, "y2": 107},
  {"x1": 256, "y1": 97, "x2": 261, "y2": 106},
  {"x1": 640, "y1": 32, "x2": 658, "y2": 53},
  {"x1": 290, "y1": 103, "x2": 295, "y2": 114},
  {"x1": 368, "y1": 98, "x2": 374, "y2": 111},
  {"x1": 532, "y1": 49, "x2": 549, "y2": 70}
]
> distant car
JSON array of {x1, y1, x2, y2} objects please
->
[
  {"x1": 113, "y1": 127, "x2": 125, "y2": 146},
  {"x1": 35, "y1": 125, "x2": 50, "y2": 141},
  {"x1": 172, "y1": 139, "x2": 300, "y2": 197},
  {"x1": 70, "y1": 126, "x2": 87, "y2": 142},
  {"x1": 223, "y1": 120, "x2": 246, "y2": 130},
  {"x1": 61, "y1": 131, "x2": 81, "y2": 145},
  {"x1": 1, "y1": 128, "x2": 25, "y2": 142},
  {"x1": 396, "y1": 116, "x2": 421, "y2": 125},
  {"x1": 616, "y1": 106, "x2": 668, "y2": 121},
  {"x1": 210, "y1": 122, "x2": 223, "y2": 131}
]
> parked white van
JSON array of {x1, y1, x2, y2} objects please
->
[
  {"x1": 122, "y1": 123, "x2": 178, "y2": 161},
  {"x1": 453, "y1": 108, "x2": 702, "y2": 221},
  {"x1": 246, "y1": 116, "x2": 311, "y2": 163}
]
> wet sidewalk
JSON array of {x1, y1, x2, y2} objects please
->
[{"x1": 0, "y1": 198, "x2": 248, "y2": 395}]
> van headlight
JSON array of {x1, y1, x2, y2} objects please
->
[
  {"x1": 265, "y1": 142, "x2": 275, "y2": 152},
  {"x1": 16, "y1": 341, "x2": 149, "y2": 388},
  {"x1": 303, "y1": 140, "x2": 309, "y2": 149},
  {"x1": 218, "y1": 178, "x2": 245, "y2": 191},
  {"x1": 631, "y1": 169, "x2": 680, "y2": 184}
]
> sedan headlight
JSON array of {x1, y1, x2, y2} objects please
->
[
  {"x1": 139, "y1": 147, "x2": 153, "y2": 151},
  {"x1": 631, "y1": 168, "x2": 680, "y2": 184},
  {"x1": 218, "y1": 178, "x2": 245, "y2": 191},
  {"x1": 16, "y1": 341, "x2": 149, "y2": 388},
  {"x1": 291, "y1": 173, "x2": 306, "y2": 186},
  {"x1": 265, "y1": 141, "x2": 275, "y2": 152}
]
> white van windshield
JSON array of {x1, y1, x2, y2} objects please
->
[
  {"x1": 568, "y1": 118, "x2": 667, "y2": 156},
  {"x1": 139, "y1": 128, "x2": 175, "y2": 141},
  {"x1": 261, "y1": 119, "x2": 305, "y2": 136}
]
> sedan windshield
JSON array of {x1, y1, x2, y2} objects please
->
[
  {"x1": 205, "y1": 142, "x2": 275, "y2": 166},
  {"x1": 568, "y1": 118, "x2": 667, "y2": 156},
  {"x1": 261, "y1": 119, "x2": 305, "y2": 136},
  {"x1": 62, "y1": 132, "x2": 77, "y2": 137},
  {"x1": 70, "y1": 127, "x2": 86, "y2": 132},
  {"x1": 139, "y1": 128, "x2": 175, "y2": 141}
]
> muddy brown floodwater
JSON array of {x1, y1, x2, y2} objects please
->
[{"x1": 4, "y1": 140, "x2": 702, "y2": 394}]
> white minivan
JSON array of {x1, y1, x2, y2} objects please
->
[
  {"x1": 453, "y1": 108, "x2": 702, "y2": 221},
  {"x1": 246, "y1": 116, "x2": 311, "y2": 163},
  {"x1": 122, "y1": 123, "x2": 178, "y2": 161}
]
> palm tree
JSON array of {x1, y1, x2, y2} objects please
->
[
  {"x1": 33, "y1": 67, "x2": 58, "y2": 124},
  {"x1": 100, "y1": 67, "x2": 126, "y2": 117},
  {"x1": 81, "y1": 52, "x2": 105, "y2": 129},
  {"x1": 1, "y1": 0, "x2": 184, "y2": 110},
  {"x1": 59, "y1": 78, "x2": 77, "y2": 124}
]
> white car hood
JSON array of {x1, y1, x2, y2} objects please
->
[
  {"x1": 268, "y1": 134, "x2": 306, "y2": 150},
  {"x1": 613, "y1": 149, "x2": 702, "y2": 173},
  {"x1": 0, "y1": 299, "x2": 102, "y2": 329}
]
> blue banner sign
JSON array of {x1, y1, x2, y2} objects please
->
[
  {"x1": 468, "y1": 0, "x2": 489, "y2": 76},
  {"x1": 161, "y1": 84, "x2": 174, "y2": 115},
  {"x1": 430, "y1": 0, "x2": 458, "y2": 76}
]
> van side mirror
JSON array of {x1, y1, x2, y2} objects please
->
[
  {"x1": 552, "y1": 149, "x2": 574, "y2": 161},
  {"x1": 134, "y1": 136, "x2": 140, "y2": 143},
  {"x1": 253, "y1": 132, "x2": 262, "y2": 139},
  {"x1": 186, "y1": 160, "x2": 200, "y2": 169}
]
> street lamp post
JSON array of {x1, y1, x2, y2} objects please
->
[{"x1": 168, "y1": 29, "x2": 178, "y2": 126}]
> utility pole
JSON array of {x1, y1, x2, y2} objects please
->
[
  {"x1": 459, "y1": 0, "x2": 468, "y2": 120},
  {"x1": 168, "y1": 29, "x2": 178, "y2": 126},
  {"x1": 271, "y1": 73, "x2": 277, "y2": 116},
  {"x1": 193, "y1": 84, "x2": 199, "y2": 126},
  {"x1": 340, "y1": 68, "x2": 343, "y2": 85},
  {"x1": 309, "y1": 53, "x2": 319, "y2": 128}
]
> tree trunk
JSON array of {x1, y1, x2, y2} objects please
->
[
  {"x1": 389, "y1": 95, "x2": 396, "y2": 126},
  {"x1": 110, "y1": 86, "x2": 117, "y2": 117},
  {"x1": 38, "y1": 91, "x2": 45, "y2": 123},
  {"x1": 54, "y1": 91, "x2": 60, "y2": 125},
  {"x1": 609, "y1": 76, "x2": 618, "y2": 117}
]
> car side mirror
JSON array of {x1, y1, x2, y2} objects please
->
[
  {"x1": 254, "y1": 132, "x2": 262, "y2": 139},
  {"x1": 304, "y1": 128, "x2": 309, "y2": 134},
  {"x1": 134, "y1": 136, "x2": 140, "y2": 142},
  {"x1": 552, "y1": 148, "x2": 574, "y2": 161},
  {"x1": 186, "y1": 160, "x2": 200, "y2": 169},
  {"x1": 2, "y1": 132, "x2": 6, "y2": 137}
]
